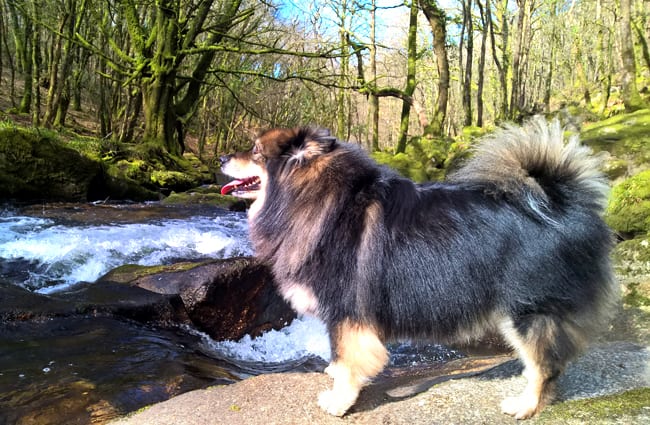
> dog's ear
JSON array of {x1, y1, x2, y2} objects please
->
[
  {"x1": 254, "y1": 128, "x2": 298, "y2": 158},
  {"x1": 289, "y1": 127, "x2": 336, "y2": 164}
]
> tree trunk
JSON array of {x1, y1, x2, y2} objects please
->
[
  {"x1": 419, "y1": 0, "x2": 449, "y2": 136},
  {"x1": 142, "y1": 72, "x2": 180, "y2": 154},
  {"x1": 396, "y1": 0, "x2": 418, "y2": 154},
  {"x1": 368, "y1": 0, "x2": 379, "y2": 151},
  {"x1": 44, "y1": 8, "x2": 69, "y2": 126},
  {"x1": 487, "y1": 0, "x2": 508, "y2": 119},
  {"x1": 461, "y1": 0, "x2": 473, "y2": 127},
  {"x1": 510, "y1": 0, "x2": 532, "y2": 118},
  {"x1": 30, "y1": 0, "x2": 40, "y2": 125},
  {"x1": 8, "y1": 0, "x2": 33, "y2": 114},
  {"x1": 476, "y1": 1, "x2": 488, "y2": 127},
  {"x1": 620, "y1": 0, "x2": 645, "y2": 111},
  {"x1": 596, "y1": 0, "x2": 613, "y2": 114}
]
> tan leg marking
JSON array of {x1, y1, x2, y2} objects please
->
[{"x1": 318, "y1": 320, "x2": 389, "y2": 416}]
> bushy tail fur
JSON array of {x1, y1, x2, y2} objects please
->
[{"x1": 448, "y1": 117, "x2": 609, "y2": 218}]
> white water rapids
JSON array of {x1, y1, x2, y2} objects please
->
[{"x1": 0, "y1": 205, "x2": 459, "y2": 369}]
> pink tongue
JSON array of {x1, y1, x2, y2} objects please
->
[{"x1": 221, "y1": 180, "x2": 243, "y2": 195}]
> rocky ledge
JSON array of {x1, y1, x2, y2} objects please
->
[{"x1": 109, "y1": 341, "x2": 649, "y2": 425}]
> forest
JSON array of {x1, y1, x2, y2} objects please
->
[{"x1": 0, "y1": 0, "x2": 649, "y2": 162}]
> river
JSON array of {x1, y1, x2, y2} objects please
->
[{"x1": 0, "y1": 202, "x2": 464, "y2": 423}]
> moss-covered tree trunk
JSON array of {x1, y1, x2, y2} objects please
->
[
  {"x1": 368, "y1": 0, "x2": 379, "y2": 151},
  {"x1": 7, "y1": 0, "x2": 32, "y2": 113},
  {"x1": 620, "y1": 0, "x2": 646, "y2": 112},
  {"x1": 395, "y1": 1, "x2": 418, "y2": 154},
  {"x1": 419, "y1": 0, "x2": 449, "y2": 136},
  {"x1": 143, "y1": 73, "x2": 180, "y2": 155},
  {"x1": 460, "y1": 0, "x2": 473, "y2": 127}
]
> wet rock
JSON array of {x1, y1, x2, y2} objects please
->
[
  {"x1": 0, "y1": 280, "x2": 185, "y2": 325},
  {"x1": 98, "y1": 257, "x2": 295, "y2": 341}
]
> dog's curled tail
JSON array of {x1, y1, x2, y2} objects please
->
[{"x1": 448, "y1": 117, "x2": 609, "y2": 218}]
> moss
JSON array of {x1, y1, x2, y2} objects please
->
[
  {"x1": 580, "y1": 109, "x2": 650, "y2": 164},
  {"x1": 100, "y1": 262, "x2": 207, "y2": 284},
  {"x1": 0, "y1": 126, "x2": 101, "y2": 201},
  {"x1": 372, "y1": 151, "x2": 429, "y2": 182},
  {"x1": 537, "y1": 388, "x2": 650, "y2": 423},
  {"x1": 102, "y1": 161, "x2": 160, "y2": 201},
  {"x1": 605, "y1": 170, "x2": 650, "y2": 236},
  {"x1": 602, "y1": 159, "x2": 629, "y2": 180},
  {"x1": 622, "y1": 281, "x2": 650, "y2": 308},
  {"x1": 461, "y1": 125, "x2": 489, "y2": 140},
  {"x1": 150, "y1": 170, "x2": 195, "y2": 190},
  {"x1": 373, "y1": 135, "x2": 451, "y2": 182},
  {"x1": 65, "y1": 137, "x2": 103, "y2": 162},
  {"x1": 162, "y1": 190, "x2": 248, "y2": 210},
  {"x1": 612, "y1": 237, "x2": 650, "y2": 277}
]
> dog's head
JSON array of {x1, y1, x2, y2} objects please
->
[{"x1": 220, "y1": 127, "x2": 336, "y2": 199}]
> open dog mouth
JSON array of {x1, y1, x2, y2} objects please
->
[{"x1": 220, "y1": 176, "x2": 261, "y2": 196}]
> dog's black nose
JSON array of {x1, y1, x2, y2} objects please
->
[{"x1": 220, "y1": 155, "x2": 231, "y2": 166}]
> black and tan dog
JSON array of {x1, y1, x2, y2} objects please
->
[{"x1": 220, "y1": 118, "x2": 617, "y2": 419}]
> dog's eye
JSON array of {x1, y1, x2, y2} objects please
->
[{"x1": 252, "y1": 143, "x2": 266, "y2": 161}]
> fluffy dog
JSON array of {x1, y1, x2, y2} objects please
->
[{"x1": 220, "y1": 118, "x2": 617, "y2": 419}]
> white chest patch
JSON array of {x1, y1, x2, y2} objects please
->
[{"x1": 280, "y1": 284, "x2": 319, "y2": 316}]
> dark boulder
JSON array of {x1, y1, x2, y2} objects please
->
[{"x1": 98, "y1": 257, "x2": 295, "y2": 340}]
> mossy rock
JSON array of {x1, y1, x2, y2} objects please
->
[
  {"x1": 183, "y1": 152, "x2": 215, "y2": 182},
  {"x1": 150, "y1": 170, "x2": 196, "y2": 191},
  {"x1": 161, "y1": 190, "x2": 248, "y2": 211},
  {"x1": 372, "y1": 151, "x2": 429, "y2": 182},
  {"x1": 612, "y1": 236, "x2": 650, "y2": 277},
  {"x1": 0, "y1": 126, "x2": 102, "y2": 201},
  {"x1": 605, "y1": 170, "x2": 650, "y2": 236},
  {"x1": 99, "y1": 262, "x2": 208, "y2": 284},
  {"x1": 373, "y1": 135, "x2": 451, "y2": 182},
  {"x1": 580, "y1": 109, "x2": 650, "y2": 165},
  {"x1": 602, "y1": 158, "x2": 629, "y2": 181}
]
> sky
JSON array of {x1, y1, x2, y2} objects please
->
[{"x1": 276, "y1": 0, "x2": 459, "y2": 48}]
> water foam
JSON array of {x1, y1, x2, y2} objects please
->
[
  {"x1": 202, "y1": 316, "x2": 331, "y2": 364},
  {"x1": 0, "y1": 212, "x2": 252, "y2": 293}
]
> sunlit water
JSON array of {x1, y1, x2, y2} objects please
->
[
  {"x1": 0, "y1": 211, "x2": 251, "y2": 293},
  {"x1": 0, "y1": 205, "x2": 460, "y2": 370}
]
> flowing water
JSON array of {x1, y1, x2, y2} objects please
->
[{"x1": 0, "y1": 203, "x2": 465, "y2": 423}]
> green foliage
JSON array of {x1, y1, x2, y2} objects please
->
[{"x1": 605, "y1": 170, "x2": 650, "y2": 236}]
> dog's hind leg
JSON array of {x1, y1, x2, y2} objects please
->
[
  {"x1": 498, "y1": 315, "x2": 585, "y2": 419},
  {"x1": 318, "y1": 319, "x2": 389, "y2": 416}
]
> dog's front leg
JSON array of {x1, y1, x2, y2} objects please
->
[{"x1": 317, "y1": 320, "x2": 388, "y2": 416}]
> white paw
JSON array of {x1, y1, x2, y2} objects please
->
[
  {"x1": 318, "y1": 390, "x2": 354, "y2": 417},
  {"x1": 501, "y1": 395, "x2": 539, "y2": 420},
  {"x1": 324, "y1": 363, "x2": 339, "y2": 378}
]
